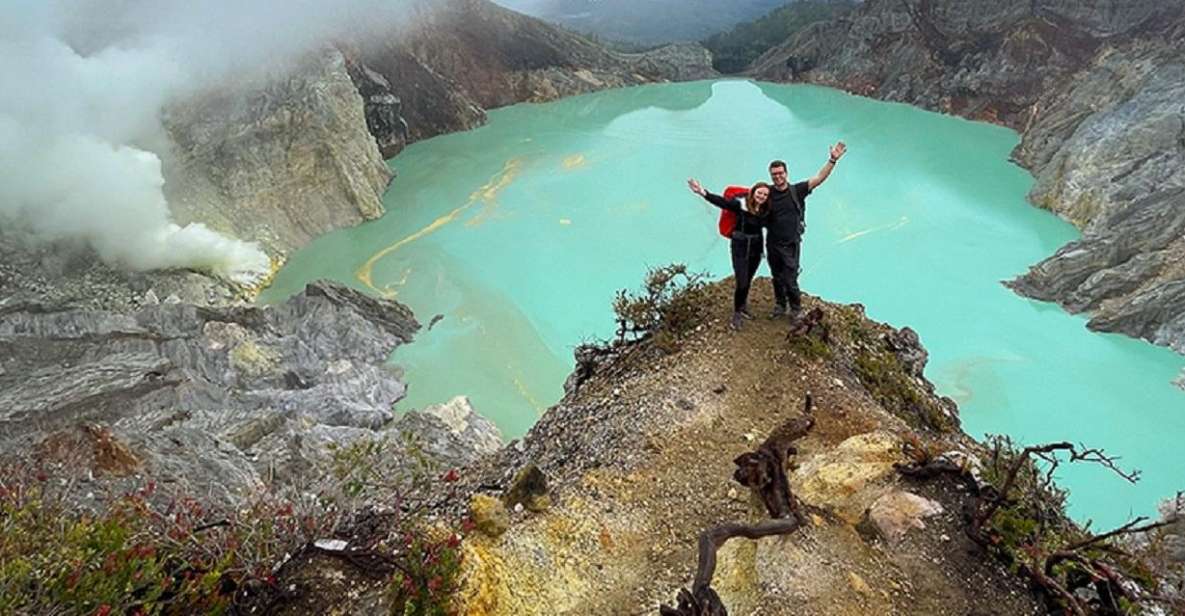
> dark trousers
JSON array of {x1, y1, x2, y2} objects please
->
[
  {"x1": 767, "y1": 239, "x2": 802, "y2": 311},
  {"x1": 730, "y1": 233, "x2": 763, "y2": 312}
]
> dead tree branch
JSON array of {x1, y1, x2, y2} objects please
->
[
  {"x1": 661, "y1": 397, "x2": 816, "y2": 615},
  {"x1": 731, "y1": 395, "x2": 815, "y2": 519},
  {"x1": 661, "y1": 519, "x2": 804, "y2": 616}
]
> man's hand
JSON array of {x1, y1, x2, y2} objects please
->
[
  {"x1": 687, "y1": 178, "x2": 706, "y2": 197},
  {"x1": 829, "y1": 141, "x2": 847, "y2": 162},
  {"x1": 810, "y1": 142, "x2": 846, "y2": 190}
]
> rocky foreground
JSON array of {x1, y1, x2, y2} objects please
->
[
  {"x1": 271, "y1": 281, "x2": 1185, "y2": 615},
  {"x1": 749, "y1": 0, "x2": 1185, "y2": 361}
]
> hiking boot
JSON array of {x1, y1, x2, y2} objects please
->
[
  {"x1": 786, "y1": 308, "x2": 804, "y2": 327},
  {"x1": 730, "y1": 312, "x2": 745, "y2": 331},
  {"x1": 739, "y1": 306, "x2": 755, "y2": 320},
  {"x1": 769, "y1": 304, "x2": 788, "y2": 319}
]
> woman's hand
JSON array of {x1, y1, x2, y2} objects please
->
[{"x1": 687, "y1": 178, "x2": 706, "y2": 197}]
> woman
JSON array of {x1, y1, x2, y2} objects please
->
[{"x1": 687, "y1": 178, "x2": 771, "y2": 330}]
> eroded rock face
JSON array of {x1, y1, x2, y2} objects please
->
[
  {"x1": 162, "y1": 49, "x2": 393, "y2": 258},
  {"x1": 0, "y1": 280, "x2": 423, "y2": 504},
  {"x1": 751, "y1": 0, "x2": 1185, "y2": 357},
  {"x1": 1007, "y1": 189, "x2": 1185, "y2": 354}
]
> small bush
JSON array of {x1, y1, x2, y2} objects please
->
[
  {"x1": 0, "y1": 432, "x2": 465, "y2": 615},
  {"x1": 612, "y1": 263, "x2": 711, "y2": 353},
  {"x1": 977, "y1": 436, "x2": 1075, "y2": 564}
]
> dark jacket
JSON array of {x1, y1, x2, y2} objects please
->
[{"x1": 702, "y1": 192, "x2": 767, "y2": 237}]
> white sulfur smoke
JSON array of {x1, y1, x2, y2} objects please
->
[{"x1": 0, "y1": 0, "x2": 417, "y2": 282}]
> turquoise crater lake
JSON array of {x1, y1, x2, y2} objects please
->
[{"x1": 263, "y1": 80, "x2": 1185, "y2": 526}]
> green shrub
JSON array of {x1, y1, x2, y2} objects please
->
[
  {"x1": 612, "y1": 263, "x2": 711, "y2": 353},
  {"x1": 787, "y1": 328, "x2": 832, "y2": 361},
  {"x1": 0, "y1": 436, "x2": 465, "y2": 615}
]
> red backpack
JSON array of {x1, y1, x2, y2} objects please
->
[{"x1": 717, "y1": 186, "x2": 750, "y2": 238}]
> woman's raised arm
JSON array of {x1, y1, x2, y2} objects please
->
[{"x1": 688, "y1": 178, "x2": 742, "y2": 213}]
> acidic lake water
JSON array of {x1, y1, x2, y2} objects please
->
[{"x1": 263, "y1": 80, "x2": 1184, "y2": 526}]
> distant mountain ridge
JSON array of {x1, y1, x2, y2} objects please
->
[
  {"x1": 703, "y1": 0, "x2": 856, "y2": 73},
  {"x1": 493, "y1": 0, "x2": 789, "y2": 44}
]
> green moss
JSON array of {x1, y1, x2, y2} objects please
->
[
  {"x1": 787, "y1": 332, "x2": 832, "y2": 361},
  {"x1": 853, "y1": 351, "x2": 953, "y2": 433}
]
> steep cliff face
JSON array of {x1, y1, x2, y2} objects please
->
[
  {"x1": 354, "y1": 0, "x2": 716, "y2": 155},
  {"x1": 161, "y1": 49, "x2": 393, "y2": 260},
  {"x1": 749, "y1": 0, "x2": 1185, "y2": 356}
]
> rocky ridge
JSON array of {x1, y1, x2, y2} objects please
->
[
  {"x1": 162, "y1": 49, "x2": 394, "y2": 261},
  {"x1": 748, "y1": 0, "x2": 1185, "y2": 359},
  {"x1": 271, "y1": 282, "x2": 1056, "y2": 614}
]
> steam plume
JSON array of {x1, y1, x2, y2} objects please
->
[{"x1": 0, "y1": 0, "x2": 416, "y2": 281}]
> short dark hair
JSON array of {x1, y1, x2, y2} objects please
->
[{"x1": 769, "y1": 160, "x2": 787, "y2": 172}]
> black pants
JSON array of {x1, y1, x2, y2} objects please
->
[
  {"x1": 730, "y1": 233, "x2": 763, "y2": 312},
  {"x1": 767, "y1": 239, "x2": 802, "y2": 311}
]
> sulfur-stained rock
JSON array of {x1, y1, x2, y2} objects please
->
[
  {"x1": 847, "y1": 571, "x2": 873, "y2": 596},
  {"x1": 793, "y1": 431, "x2": 903, "y2": 520},
  {"x1": 471, "y1": 494, "x2": 511, "y2": 538},
  {"x1": 504, "y1": 463, "x2": 551, "y2": 513}
]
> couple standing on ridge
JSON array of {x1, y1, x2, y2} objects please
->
[{"x1": 688, "y1": 142, "x2": 847, "y2": 330}]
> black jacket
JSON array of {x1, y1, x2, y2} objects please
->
[{"x1": 702, "y1": 192, "x2": 767, "y2": 237}]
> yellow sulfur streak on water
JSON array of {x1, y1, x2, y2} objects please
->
[
  {"x1": 355, "y1": 158, "x2": 523, "y2": 295},
  {"x1": 838, "y1": 216, "x2": 909, "y2": 243},
  {"x1": 561, "y1": 153, "x2": 586, "y2": 170}
]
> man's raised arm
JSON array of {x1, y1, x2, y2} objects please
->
[{"x1": 808, "y1": 141, "x2": 846, "y2": 191}]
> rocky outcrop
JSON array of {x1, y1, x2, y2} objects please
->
[
  {"x1": 161, "y1": 49, "x2": 393, "y2": 259},
  {"x1": 749, "y1": 0, "x2": 1185, "y2": 356},
  {"x1": 1008, "y1": 45, "x2": 1185, "y2": 354},
  {"x1": 0, "y1": 280, "x2": 500, "y2": 506},
  {"x1": 343, "y1": 53, "x2": 411, "y2": 159}
]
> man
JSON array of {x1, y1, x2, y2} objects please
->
[{"x1": 765, "y1": 142, "x2": 847, "y2": 322}]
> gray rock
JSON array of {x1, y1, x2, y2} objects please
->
[
  {"x1": 1009, "y1": 189, "x2": 1185, "y2": 353},
  {"x1": 394, "y1": 396, "x2": 504, "y2": 467},
  {"x1": 0, "y1": 280, "x2": 435, "y2": 506},
  {"x1": 861, "y1": 490, "x2": 944, "y2": 544}
]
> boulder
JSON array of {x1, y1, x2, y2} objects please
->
[
  {"x1": 471, "y1": 494, "x2": 511, "y2": 537},
  {"x1": 861, "y1": 490, "x2": 945, "y2": 544}
]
